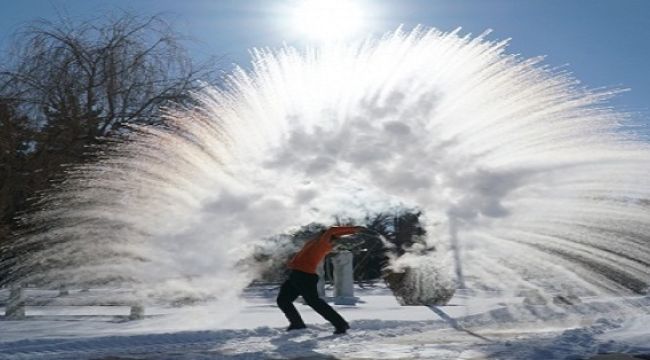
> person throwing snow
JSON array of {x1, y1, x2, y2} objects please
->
[{"x1": 277, "y1": 225, "x2": 362, "y2": 334}]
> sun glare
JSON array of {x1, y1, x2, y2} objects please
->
[{"x1": 291, "y1": 0, "x2": 365, "y2": 42}]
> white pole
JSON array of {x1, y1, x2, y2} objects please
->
[
  {"x1": 333, "y1": 251, "x2": 357, "y2": 305},
  {"x1": 449, "y1": 216, "x2": 466, "y2": 289}
]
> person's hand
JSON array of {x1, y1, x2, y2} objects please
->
[{"x1": 328, "y1": 226, "x2": 362, "y2": 237}]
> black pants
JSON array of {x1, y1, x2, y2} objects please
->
[{"x1": 276, "y1": 270, "x2": 348, "y2": 329}]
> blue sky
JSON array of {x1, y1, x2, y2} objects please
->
[{"x1": 1, "y1": 0, "x2": 649, "y2": 125}]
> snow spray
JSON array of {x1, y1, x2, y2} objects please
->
[{"x1": 3, "y1": 27, "x2": 649, "y2": 308}]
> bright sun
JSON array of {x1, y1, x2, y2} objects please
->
[{"x1": 291, "y1": 0, "x2": 365, "y2": 42}]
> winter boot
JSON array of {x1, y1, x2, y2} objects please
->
[
  {"x1": 287, "y1": 324, "x2": 307, "y2": 331},
  {"x1": 333, "y1": 323, "x2": 350, "y2": 335}
]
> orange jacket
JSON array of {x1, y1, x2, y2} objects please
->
[{"x1": 288, "y1": 226, "x2": 360, "y2": 274}]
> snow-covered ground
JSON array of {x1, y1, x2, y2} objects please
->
[{"x1": 1, "y1": 285, "x2": 648, "y2": 359}]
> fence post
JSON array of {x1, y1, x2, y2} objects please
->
[
  {"x1": 129, "y1": 303, "x2": 145, "y2": 320},
  {"x1": 6, "y1": 285, "x2": 26, "y2": 319}
]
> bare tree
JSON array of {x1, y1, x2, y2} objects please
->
[
  {"x1": 3, "y1": 13, "x2": 218, "y2": 133},
  {"x1": 0, "y1": 13, "x2": 220, "y2": 261}
]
